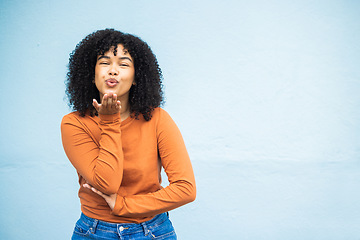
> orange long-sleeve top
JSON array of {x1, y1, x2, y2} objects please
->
[{"x1": 61, "y1": 107, "x2": 196, "y2": 223}]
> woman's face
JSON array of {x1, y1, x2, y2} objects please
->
[{"x1": 94, "y1": 44, "x2": 135, "y2": 101}]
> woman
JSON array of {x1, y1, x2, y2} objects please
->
[{"x1": 61, "y1": 29, "x2": 196, "y2": 239}]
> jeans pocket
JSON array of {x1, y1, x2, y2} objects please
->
[
  {"x1": 150, "y1": 219, "x2": 177, "y2": 240},
  {"x1": 73, "y1": 219, "x2": 91, "y2": 237}
]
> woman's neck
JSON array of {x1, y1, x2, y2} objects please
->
[{"x1": 119, "y1": 97, "x2": 131, "y2": 121}]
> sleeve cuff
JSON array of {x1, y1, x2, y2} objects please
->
[
  {"x1": 111, "y1": 195, "x2": 124, "y2": 216},
  {"x1": 99, "y1": 112, "x2": 121, "y2": 123}
]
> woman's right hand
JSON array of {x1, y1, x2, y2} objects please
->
[
  {"x1": 83, "y1": 183, "x2": 117, "y2": 210},
  {"x1": 93, "y1": 92, "x2": 121, "y2": 115}
]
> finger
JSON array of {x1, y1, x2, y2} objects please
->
[
  {"x1": 102, "y1": 94, "x2": 108, "y2": 108},
  {"x1": 103, "y1": 93, "x2": 116, "y2": 110},
  {"x1": 90, "y1": 187, "x2": 107, "y2": 198},
  {"x1": 107, "y1": 93, "x2": 116, "y2": 108},
  {"x1": 116, "y1": 100, "x2": 121, "y2": 110},
  {"x1": 106, "y1": 93, "x2": 114, "y2": 108},
  {"x1": 92, "y1": 99, "x2": 100, "y2": 111},
  {"x1": 110, "y1": 94, "x2": 119, "y2": 110},
  {"x1": 83, "y1": 183, "x2": 105, "y2": 197},
  {"x1": 112, "y1": 94, "x2": 118, "y2": 109}
]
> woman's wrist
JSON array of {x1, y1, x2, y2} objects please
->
[{"x1": 99, "y1": 112, "x2": 121, "y2": 123}]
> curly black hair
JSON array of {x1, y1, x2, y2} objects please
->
[{"x1": 65, "y1": 29, "x2": 163, "y2": 121}]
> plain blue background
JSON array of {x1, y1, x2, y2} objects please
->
[{"x1": 1, "y1": 0, "x2": 360, "y2": 239}]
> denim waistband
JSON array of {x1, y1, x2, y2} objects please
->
[{"x1": 79, "y1": 212, "x2": 169, "y2": 236}]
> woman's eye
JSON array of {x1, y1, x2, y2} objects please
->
[{"x1": 99, "y1": 62, "x2": 109, "y2": 65}]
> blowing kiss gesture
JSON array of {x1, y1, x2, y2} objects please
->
[{"x1": 92, "y1": 91, "x2": 121, "y2": 115}]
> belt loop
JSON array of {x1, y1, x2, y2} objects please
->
[
  {"x1": 141, "y1": 222, "x2": 150, "y2": 236},
  {"x1": 141, "y1": 222, "x2": 155, "y2": 238},
  {"x1": 90, "y1": 219, "x2": 99, "y2": 234}
]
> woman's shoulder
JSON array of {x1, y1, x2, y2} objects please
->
[
  {"x1": 150, "y1": 107, "x2": 179, "y2": 129},
  {"x1": 62, "y1": 111, "x2": 81, "y2": 122},
  {"x1": 151, "y1": 107, "x2": 172, "y2": 120},
  {"x1": 61, "y1": 111, "x2": 97, "y2": 126}
]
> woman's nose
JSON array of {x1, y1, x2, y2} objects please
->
[{"x1": 108, "y1": 64, "x2": 119, "y2": 75}]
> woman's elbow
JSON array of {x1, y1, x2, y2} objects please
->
[
  {"x1": 182, "y1": 181, "x2": 196, "y2": 203},
  {"x1": 188, "y1": 184, "x2": 196, "y2": 202}
]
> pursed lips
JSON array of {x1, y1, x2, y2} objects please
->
[
  {"x1": 105, "y1": 78, "x2": 119, "y2": 83},
  {"x1": 105, "y1": 78, "x2": 119, "y2": 87}
]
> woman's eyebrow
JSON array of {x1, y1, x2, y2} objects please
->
[
  {"x1": 97, "y1": 55, "x2": 110, "y2": 60},
  {"x1": 119, "y1": 56, "x2": 133, "y2": 62},
  {"x1": 97, "y1": 55, "x2": 132, "y2": 62}
]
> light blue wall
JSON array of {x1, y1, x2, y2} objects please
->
[{"x1": 1, "y1": 0, "x2": 359, "y2": 239}]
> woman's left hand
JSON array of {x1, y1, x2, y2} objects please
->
[{"x1": 83, "y1": 183, "x2": 117, "y2": 210}]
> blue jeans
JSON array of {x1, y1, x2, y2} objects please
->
[{"x1": 71, "y1": 212, "x2": 177, "y2": 240}]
